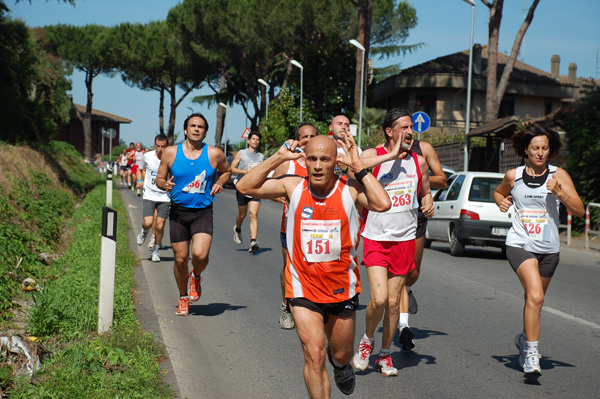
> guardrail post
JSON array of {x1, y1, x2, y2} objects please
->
[
  {"x1": 98, "y1": 206, "x2": 117, "y2": 334},
  {"x1": 585, "y1": 205, "x2": 590, "y2": 250},
  {"x1": 567, "y1": 211, "x2": 571, "y2": 246},
  {"x1": 106, "y1": 167, "x2": 113, "y2": 207}
]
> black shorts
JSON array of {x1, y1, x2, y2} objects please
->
[
  {"x1": 169, "y1": 203, "x2": 213, "y2": 243},
  {"x1": 288, "y1": 295, "x2": 359, "y2": 324},
  {"x1": 235, "y1": 188, "x2": 261, "y2": 206},
  {"x1": 280, "y1": 232, "x2": 287, "y2": 250},
  {"x1": 505, "y1": 246, "x2": 560, "y2": 278},
  {"x1": 416, "y1": 209, "x2": 427, "y2": 239}
]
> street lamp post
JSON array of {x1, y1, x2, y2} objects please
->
[
  {"x1": 461, "y1": 0, "x2": 476, "y2": 171},
  {"x1": 219, "y1": 102, "x2": 228, "y2": 157},
  {"x1": 257, "y1": 79, "x2": 270, "y2": 131},
  {"x1": 349, "y1": 39, "x2": 365, "y2": 148},
  {"x1": 290, "y1": 60, "x2": 304, "y2": 122}
]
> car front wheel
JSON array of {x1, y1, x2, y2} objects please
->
[
  {"x1": 424, "y1": 239, "x2": 432, "y2": 249},
  {"x1": 449, "y1": 227, "x2": 465, "y2": 257}
]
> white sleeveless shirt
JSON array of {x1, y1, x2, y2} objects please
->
[
  {"x1": 505, "y1": 165, "x2": 560, "y2": 253},
  {"x1": 361, "y1": 149, "x2": 421, "y2": 242}
]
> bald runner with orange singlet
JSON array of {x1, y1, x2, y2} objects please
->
[
  {"x1": 271, "y1": 122, "x2": 319, "y2": 330},
  {"x1": 236, "y1": 134, "x2": 391, "y2": 398}
]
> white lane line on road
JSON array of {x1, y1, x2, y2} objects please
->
[
  {"x1": 431, "y1": 261, "x2": 600, "y2": 331},
  {"x1": 541, "y1": 306, "x2": 600, "y2": 330}
]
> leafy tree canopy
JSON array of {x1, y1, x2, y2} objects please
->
[{"x1": 0, "y1": 18, "x2": 71, "y2": 144}]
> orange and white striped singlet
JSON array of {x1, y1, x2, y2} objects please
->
[{"x1": 285, "y1": 176, "x2": 361, "y2": 303}]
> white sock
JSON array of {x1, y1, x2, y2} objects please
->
[
  {"x1": 153, "y1": 245, "x2": 159, "y2": 252},
  {"x1": 362, "y1": 333, "x2": 373, "y2": 343},
  {"x1": 399, "y1": 313, "x2": 409, "y2": 327},
  {"x1": 526, "y1": 340, "x2": 539, "y2": 354}
]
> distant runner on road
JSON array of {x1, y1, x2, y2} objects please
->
[
  {"x1": 135, "y1": 134, "x2": 170, "y2": 262},
  {"x1": 231, "y1": 131, "x2": 264, "y2": 254}
]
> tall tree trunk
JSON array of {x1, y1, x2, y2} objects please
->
[
  {"x1": 167, "y1": 81, "x2": 177, "y2": 144},
  {"x1": 214, "y1": 66, "x2": 227, "y2": 148},
  {"x1": 166, "y1": 79, "x2": 199, "y2": 144},
  {"x1": 158, "y1": 87, "x2": 165, "y2": 136},
  {"x1": 484, "y1": 0, "x2": 502, "y2": 122},
  {"x1": 483, "y1": 0, "x2": 540, "y2": 121},
  {"x1": 81, "y1": 70, "x2": 94, "y2": 160},
  {"x1": 352, "y1": 0, "x2": 373, "y2": 113}
]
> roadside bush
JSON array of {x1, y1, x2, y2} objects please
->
[
  {"x1": 44, "y1": 140, "x2": 102, "y2": 193},
  {"x1": 0, "y1": 143, "x2": 77, "y2": 321},
  {"x1": 556, "y1": 87, "x2": 600, "y2": 232}
]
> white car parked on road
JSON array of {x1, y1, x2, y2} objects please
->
[{"x1": 425, "y1": 171, "x2": 513, "y2": 256}]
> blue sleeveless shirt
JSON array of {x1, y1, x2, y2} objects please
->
[{"x1": 170, "y1": 143, "x2": 216, "y2": 209}]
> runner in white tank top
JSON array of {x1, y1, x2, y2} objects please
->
[
  {"x1": 353, "y1": 109, "x2": 434, "y2": 376},
  {"x1": 494, "y1": 123, "x2": 584, "y2": 375}
]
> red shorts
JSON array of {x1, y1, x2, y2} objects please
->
[
  {"x1": 131, "y1": 164, "x2": 139, "y2": 176},
  {"x1": 361, "y1": 237, "x2": 415, "y2": 276}
]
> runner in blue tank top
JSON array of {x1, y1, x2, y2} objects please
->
[
  {"x1": 156, "y1": 113, "x2": 231, "y2": 316},
  {"x1": 494, "y1": 123, "x2": 584, "y2": 375}
]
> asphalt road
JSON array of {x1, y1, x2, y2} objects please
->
[{"x1": 120, "y1": 184, "x2": 600, "y2": 399}]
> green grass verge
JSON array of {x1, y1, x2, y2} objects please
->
[{"x1": 6, "y1": 185, "x2": 175, "y2": 398}]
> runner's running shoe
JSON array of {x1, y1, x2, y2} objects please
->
[
  {"x1": 376, "y1": 355, "x2": 399, "y2": 376},
  {"x1": 515, "y1": 333, "x2": 527, "y2": 367},
  {"x1": 147, "y1": 234, "x2": 156, "y2": 249},
  {"x1": 280, "y1": 308, "x2": 295, "y2": 330},
  {"x1": 188, "y1": 271, "x2": 202, "y2": 302},
  {"x1": 248, "y1": 241, "x2": 259, "y2": 254},
  {"x1": 137, "y1": 229, "x2": 147, "y2": 245},
  {"x1": 327, "y1": 346, "x2": 355, "y2": 395},
  {"x1": 408, "y1": 287, "x2": 418, "y2": 314},
  {"x1": 151, "y1": 251, "x2": 160, "y2": 262},
  {"x1": 352, "y1": 337, "x2": 374, "y2": 371},
  {"x1": 399, "y1": 325, "x2": 415, "y2": 351},
  {"x1": 233, "y1": 225, "x2": 242, "y2": 244},
  {"x1": 523, "y1": 352, "x2": 542, "y2": 375},
  {"x1": 176, "y1": 296, "x2": 189, "y2": 316}
]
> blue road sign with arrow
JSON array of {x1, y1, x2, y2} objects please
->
[{"x1": 412, "y1": 111, "x2": 431, "y2": 133}]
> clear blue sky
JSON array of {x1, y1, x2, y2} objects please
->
[{"x1": 8, "y1": 0, "x2": 600, "y2": 148}]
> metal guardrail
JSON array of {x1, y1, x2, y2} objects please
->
[
  {"x1": 585, "y1": 203, "x2": 600, "y2": 250},
  {"x1": 559, "y1": 211, "x2": 572, "y2": 246}
]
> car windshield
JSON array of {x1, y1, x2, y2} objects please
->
[{"x1": 468, "y1": 177, "x2": 502, "y2": 203}]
